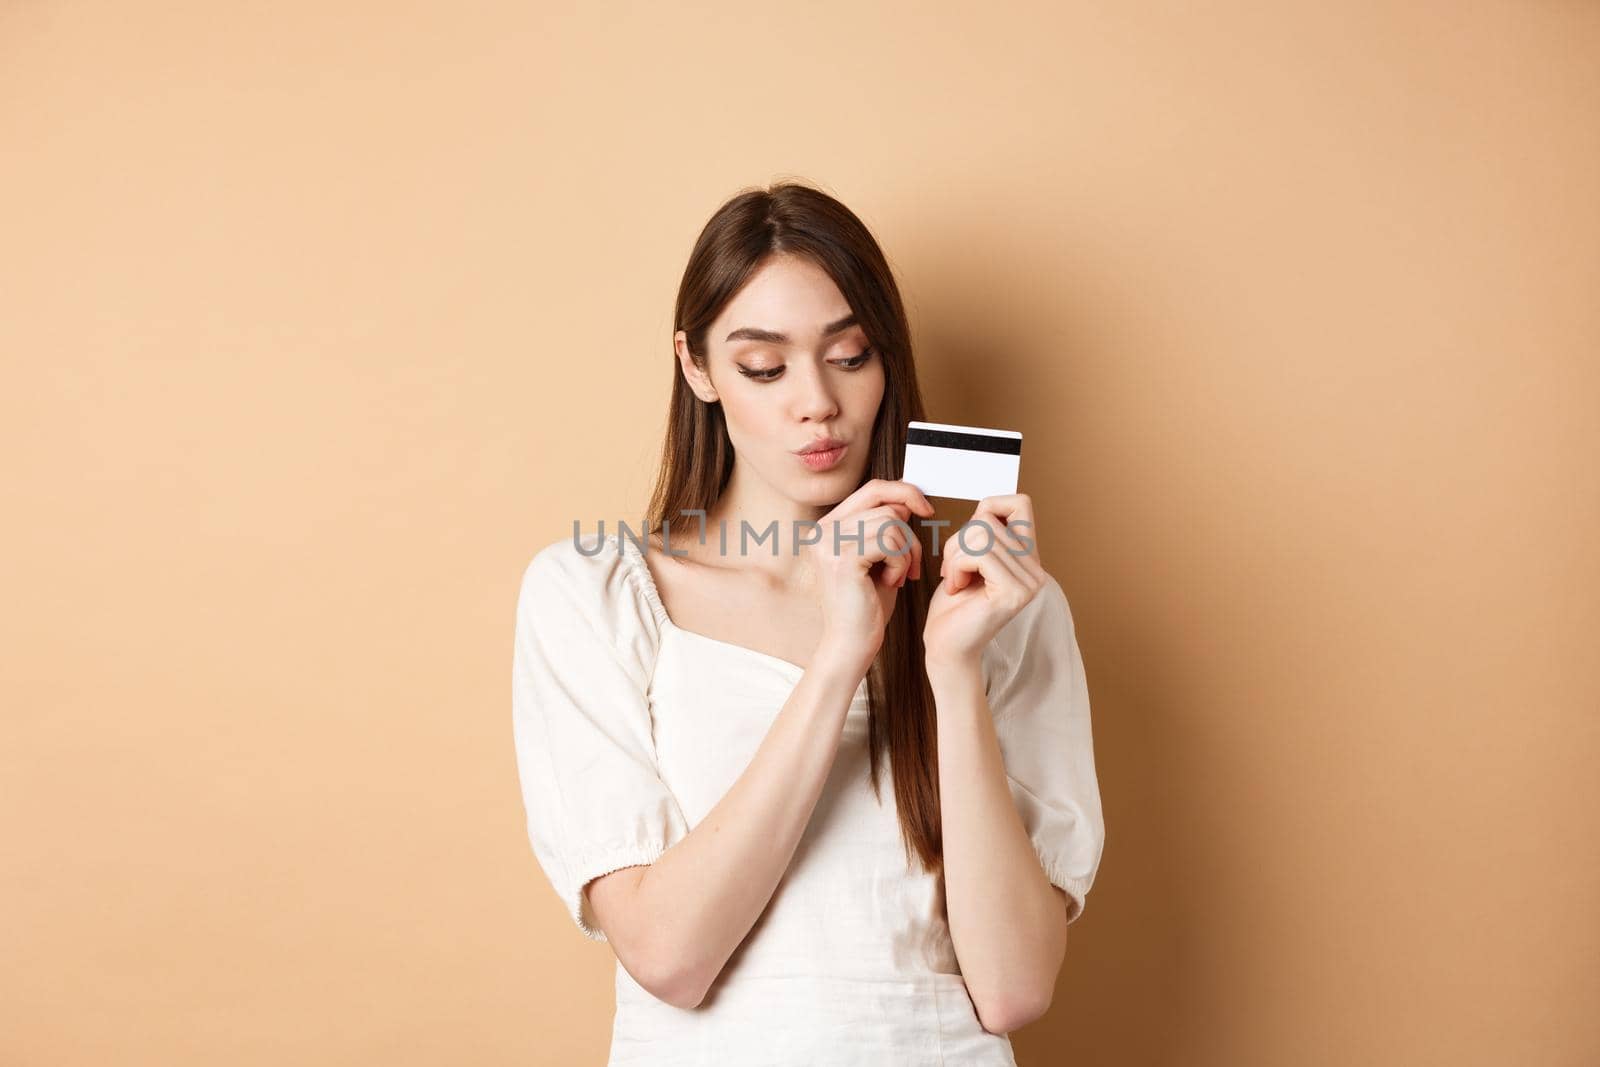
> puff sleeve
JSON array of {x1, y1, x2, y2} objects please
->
[
  {"x1": 982, "y1": 572, "x2": 1106, "y2": 924},
  {"x1": 511, "y1": 534, "x2": 690, "y2": 942}
]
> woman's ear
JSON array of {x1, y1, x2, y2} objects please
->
[{"x1": 675, "y1": 330, "x2": 719, "y2": 403}]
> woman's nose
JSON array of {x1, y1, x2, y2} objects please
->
[{"x1": 791, "y1": 365, "x2": 840, "y2": 421}]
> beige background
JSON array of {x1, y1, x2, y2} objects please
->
[{"x1": 4, "y1": 2, "x2": 1597, "y2": 1064}]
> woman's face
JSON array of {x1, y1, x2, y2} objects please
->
[{"x1": 676, "y1": 253, "x2": 885, "y2": 511}]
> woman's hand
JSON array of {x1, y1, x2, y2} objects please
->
[
  {"x1": 923, "y1": 493, "x2": 1046, "y2": 675},
  {"x1": 806, "y1": 478, "x2": 934, "y2": 674}
]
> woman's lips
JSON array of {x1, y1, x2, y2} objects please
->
[{"x1": 797, "y1": 443, "x2": 847, "y2": 471}]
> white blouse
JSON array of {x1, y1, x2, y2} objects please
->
[{"x1": 511, "y1": 529, "x2": 1104, "y2": 1065}]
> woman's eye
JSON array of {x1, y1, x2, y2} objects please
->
[{"x1": 736, "y1": 348, "x2": 874, "y2": 383}]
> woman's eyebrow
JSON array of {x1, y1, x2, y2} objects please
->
[{"x1": 724, "y1": 313, "x2": 858, "y2": 345}]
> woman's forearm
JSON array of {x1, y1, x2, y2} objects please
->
[
  {"x1": 604, "y1": 638, "x2": 868, "y2": 1008},
  {"x1": 929, "y1": 656, "x2": 1069, "y2": 1034}
]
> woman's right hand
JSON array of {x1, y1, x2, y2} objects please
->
[{"x1": 804, "y1": 479, "x2": 935, "y2": 673}]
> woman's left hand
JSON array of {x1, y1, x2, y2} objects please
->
[{"x1": 923, "y1": 494, "x2": 1046, "y2": 672}]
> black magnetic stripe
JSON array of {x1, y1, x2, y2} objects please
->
[{"x1": 906, "y1": 427, "x2": 1022, "y2": 455}]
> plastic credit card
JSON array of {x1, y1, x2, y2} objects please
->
[{"x1": 901, "y1": 420, "x2": 1023, "y2": 501}]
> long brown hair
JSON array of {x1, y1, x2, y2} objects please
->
[{"x1": 643, "y1": 179, "x2": 944, "y2": 877}]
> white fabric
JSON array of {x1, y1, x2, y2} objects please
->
[{"x1": 512, "y1": 529, "x2": 1105, "y2": 1065}]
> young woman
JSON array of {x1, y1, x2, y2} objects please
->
[{"x1": 512, "y1": 181, "x2": 1104, "y2": 1065}]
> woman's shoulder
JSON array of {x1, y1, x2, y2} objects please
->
[
  {"x1": 523, "y1": 527, "x2": 624, "y2": 584},
  {"x1": 983, "y1": 568, "x2": 1075, "y2": 685},
  {"x1": 517, "y1": 529, "x2": 666, "y2": 665}
]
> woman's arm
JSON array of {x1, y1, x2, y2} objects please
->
[
  {"x1": 584, "y1": 637, "x2": 866, "y2": 1009},
  {"x1": 929, "y1": 655, "x2": 1070, "y2": 1035}
]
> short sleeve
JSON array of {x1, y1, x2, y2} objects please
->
[
  {"x1": 982, "y1": 573, "x2": 1106, "y2": 924},
  {"x1": 511, "y1": 533, "x2": 690, "y2": 943}
]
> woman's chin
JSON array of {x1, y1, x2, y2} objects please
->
[
  {"x1": 791, "y1": 487, "x2": 841, "y2": 509},
  {"x1": 787, "y1": 472, "x2": 869, "y2": 512},
  {"x1": 795, "y1": 464, "x2": 855, "y2": 490}
]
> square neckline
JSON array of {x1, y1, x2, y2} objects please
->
[{"x1": 616, "y1": 531, "x2": 867, "y2": 696}]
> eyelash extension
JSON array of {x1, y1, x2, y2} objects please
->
[{"x1": 737, "y1": 347, "x2": 876, "y2": 382}]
